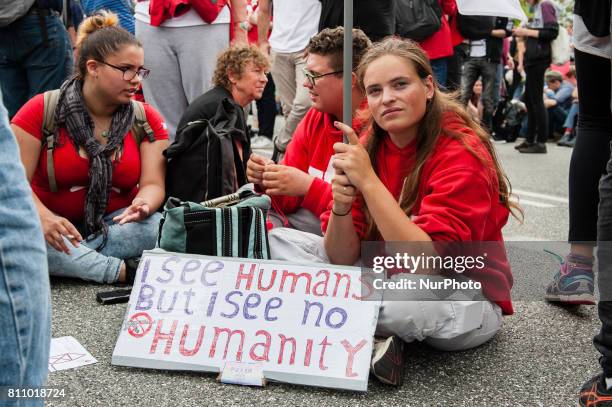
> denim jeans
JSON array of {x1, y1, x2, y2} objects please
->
[
  {"x1": 47, "y1": 209, "x2": 162, "y2": 283},
  {"x1": 430, "y1": 57, "x2": 448, "y2": 89},
  {"x1": 0, "y1": 13, "x2": 72, "y2": 118},
  {"x1": 0, "y1": 88, "x2": 50, "y2": 405},
  {"x1": 460, "y1": 57, "x2": 499, "y2": 131},
  {"x1": 563, "y1": 103, "x2": 579, "y2": 129},
  {"x1": 547, "y1": 105, "x2": 568, "y2": 138}
]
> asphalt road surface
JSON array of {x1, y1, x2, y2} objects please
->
[{"x1": 46, "y1": 139, "x2": 601, "y2": 406}]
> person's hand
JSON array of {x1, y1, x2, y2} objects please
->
[
  {"x1": 247, "y1": 153, "x2": 274, "y2": 187},
  {"x1": 506, "y1": 58, "x2": 515, "y2": 71},
  {"x1": 517, "y1": 62, "x2": 525, "y2": 77},
  {"x1": 512, "y1": 27, "x2": 530, "y2": 38},
  {"x1": 41, "y1": 212, "x2": 82, "y2": 254},
  {"x1": 330, "y1": 169, "x2": 357, "y2": 216},
  {"x1": 331, "y1": 121, "x2": 376, "y2": 191},
  {"x1": 262, "y1": 164, "x2": 313, "y2": 196},
  {"x1": 113, "y1": 197, "x2": 150, "y2": 225}
]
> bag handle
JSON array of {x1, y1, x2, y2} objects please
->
[{"x1": 200, "y1": 189, "x2": 254, "y2": 207}]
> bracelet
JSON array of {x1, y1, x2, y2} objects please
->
[
  {"x1": 238, "y1": 20, "x2": 250, "y2": 31},
  {"x1": 331, "y1": 206, "x2": 351, "y2": 217}
]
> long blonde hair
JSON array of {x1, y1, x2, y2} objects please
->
[{"x1": 356, "y1": 37, "x2": 523, "y2": 240}]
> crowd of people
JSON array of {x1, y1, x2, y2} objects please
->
[{"x1": 0, "y1": 0, "x2": 611, "y2": 405}]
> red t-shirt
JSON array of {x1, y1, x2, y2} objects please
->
[
  {"x1": 11, "y1": 94, "x2": 169, "y2": 222},
  {"x1": 271, "y1": 106, "x2": 366, "y2": 219},
  {"x1": 321, "y1": 112, "x2": 514, "y2": 315}
]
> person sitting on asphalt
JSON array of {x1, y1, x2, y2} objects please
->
[
  {"x1": 543, "y1": 69, "x2": 575, "y2": 140},
  {"x1": 11, "y1": 11, "x2": 168, "y2": 285},
  {"x1": 246, "y1": 27, "x2": 372, "y2": 236},
  {"x1": 322, "y1": 37, "x2": 521, "y2": 385},
  {"x1": 167, "y1": 45, "x2": 269, "y2": 202}
]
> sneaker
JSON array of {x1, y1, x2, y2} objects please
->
[
  {"x1": 514, "y1": 140, "x2": 531, "y2": 150},
  {"x1": 518, "y1": 142, "x2": 547, "y2": 153},
  {"x1": 579, "y1": 374, "x2": 612, "y2": 406},
  {"x1": 545, "y1": 254, "x2": 595, "y2": 305},
  {"x1": 371, "y1": 335, "x2": 405, "y2": 386},
  {"x1": 557, "y1": 131, "x2": 576, "y2": 147}
]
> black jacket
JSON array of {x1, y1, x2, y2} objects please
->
[
  {"x1": 318, "y1": 0, "x2": 394, "y2": 42},
  {"x1": 575, "y1": 0, "x2": 611, "y2": 38},
  {"x1": 165, "y1": 86, "x2": 251, "y2": 203}
]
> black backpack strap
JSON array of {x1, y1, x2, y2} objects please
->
[{"x1": 42, "y1": 89, "x2": 61, "y2": 193}]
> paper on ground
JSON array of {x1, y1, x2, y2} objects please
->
[{"x1": 49, "y1": 336, "x2": 97, "y2": 372}]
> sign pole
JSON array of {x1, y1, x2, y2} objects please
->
[{"x1": 343, "y1": 0, "x2": 353, "y2": 143}]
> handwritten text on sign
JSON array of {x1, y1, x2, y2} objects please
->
[{"x1": 112, "y1": 251, "x2": 379, "y2": 391}]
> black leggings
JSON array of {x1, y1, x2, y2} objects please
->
[
  {"x1": 524, "y1": 62, "x2": 549, "y2": 143},
  {"x1": 578, "y1": 47, "x2": 612, "y2": 377},
  {"x1": 568, "y1": 49, "x2": 612, "y2": 243}
]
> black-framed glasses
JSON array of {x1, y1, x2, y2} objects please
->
[
  {"x1": 97, "y1": 60, "x2": 150, "y2": 80},
  {"x1": 302, "y1": 67, "x2": 343, "y2": 87}
]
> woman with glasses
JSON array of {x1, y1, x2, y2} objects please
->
[{"x1": 10, "y1": 11, "x2": 169, "y2": 284}]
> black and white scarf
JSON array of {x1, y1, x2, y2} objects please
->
[{"x1": 54, "y1": 77, "x2": 134, "y2": 249}]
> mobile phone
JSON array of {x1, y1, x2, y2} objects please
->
[{"x1": 96, "y1": 288, "x2": 132, "y2": 305}]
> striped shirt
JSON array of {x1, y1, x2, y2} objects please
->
[{"x1": 81, "y1": 0, "x2": 135, "y2": 33}]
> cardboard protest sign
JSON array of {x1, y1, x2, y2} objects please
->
[{"x1": 112, "y1": 251, "x2": 380, "y2": 391}]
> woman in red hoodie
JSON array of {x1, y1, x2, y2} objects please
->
[{"x1": 325, "y1": 37, "x2": 522, "y2": 385}]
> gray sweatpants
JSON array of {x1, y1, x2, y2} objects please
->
[
  {"x1": 270, "y1": 49, "x2": 312, "y2": 152},
  {"x1": 267, "y1": 227, "x2": 503, "y2": 351},
  {"x1": 135, "y1": 21, "x2": 230, "y2": 141}
]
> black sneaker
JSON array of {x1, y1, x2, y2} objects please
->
[
  {"x1": 519, "y1": 142, "x2": 547, "y2": 154},
  {"x1": 579, "y1": 374, "x2": 612, "y2": 406},
  {"x1": 514, "y1": 140, "x2": 531, "y2": 150},
  {"x1": 371, "y1": 335, "x2": 405, "y2": 386}
]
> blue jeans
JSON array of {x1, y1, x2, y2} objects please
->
[
  {"x1": 431, "y1": 57, "x2": 448, "y2": 89},
  {"x1": 0, "y1": 88, "x2": 50, "y2": 404},
  {"x1": 47, "y1": 210, "x2": 162, "y2": 283},
  {"x1": 548, "y1": 105, "x2": 568, "y2": 138},
  {"x1": 563, "y1": 102, "x2": 579, "y2": 129},
  {"x1": 0, "y1": 13, "x2": 72, "y2": 118}
]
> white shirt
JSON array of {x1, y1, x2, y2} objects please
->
[
  {"x1": 269, "y1": 0, "x2": 321, "y2": 53},
  {"x1": 469, "y1": 39, "x2": 487, "y2": 57},
  {"x1": 135, "y1": 1, "x2": 231, "y2": 27}
]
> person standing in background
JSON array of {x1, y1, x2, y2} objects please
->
[
  {"x1": 82, "y1": 0, "x2": 135, "y2": 33},
  {"x1": 0, "y1": 0, "x2": 73, "y2": 118},
  {"x1": 257, "y1": 0, "x2": 321, "y2": 162},
  {"x1": 135, "y1": 0, "x2": 247, "y2": 141},
  {"x1": 418, "y1": 0, "x2": 457, "y2": 88}
]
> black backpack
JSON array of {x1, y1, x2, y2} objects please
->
[
  {"x1": 395, "y1": 0, "x2": 442, "y2": 42},
  {"x1": 457, "y1": 14, "x2": 496, "y2": 40},
  {"x1": 492, "y1": 99, "x2": 525, "y2": 142},
  {"x1": 164, "y1": 98, "x2": 249, "y2": 203}
]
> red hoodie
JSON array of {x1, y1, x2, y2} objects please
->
[
  {"x1": 321, "y1": 112, "x2": 514, "y2": 315},
  {"x1": 149, "y1": 0, "x2": 226, "y2": 26},
  {"x1": 419, "y1": 0, "x2": 457, "y2": 60}
]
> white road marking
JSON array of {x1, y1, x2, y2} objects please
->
[
  {"x1": 512, "y1": 198, "x2": 555, "y2": 208},
  {"x1": 512, "y1": 189, "x2": 569, "y2": 204}
]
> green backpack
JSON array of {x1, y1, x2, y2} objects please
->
[{"x1": 41, "y1": 89, "x2": 156, "y2": 193}]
